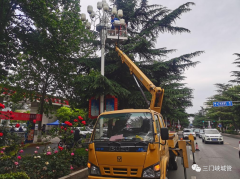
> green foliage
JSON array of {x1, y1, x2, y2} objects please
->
[
  {"x1": 56, "y1": 106, "x2": 87, "y2": 124},
  {"x1": 19, "y1": 151, "x2": 72, "y2": 179},
  {"x1": 226, "y1": 130, "x2": 238, "y2": 135},
  {"x1": 0, "y1": 123, "x2": 22, "y2": 148},
  {"x1": 72, "y1": 148, "x2": 88, "y2": 167},
  {"x1": 0, "y1": 0, "x2": 95, "y2": 127},
  {"x1": 0, "y1": 172, "x2": 29, "y2": 179},
  {"x1": 230, "y1": 53, "x2": 240, "y2": 84},
  {"x1": 0, "y1": 148, "x2": 88, "y2": 179},
  {"x1": 195, "y1": 83, "x2": 240, "y2": 130}
]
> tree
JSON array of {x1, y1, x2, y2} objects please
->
[
  {"x1": 205, "y1": 84, "x2": 240, "y2": 132},
  {"x1": 2, "y1": 0, "x2": 95, "y2": 141},
  {"x1": 56, "y1": 106, "x2": 87, "y2": 124},
  {"x1": 0, "y1": 0, "x2": 22, "y2": 79},
  {"x1": 69, "y1": 0, "x2": 203, "y2": 125},
  {"x1": 230, "y1": 53, "x2": 240, "y2": 84}
]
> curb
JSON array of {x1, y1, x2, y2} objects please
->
[
  {"x1": 59, "y1": 168, "x2": 88, "y2": 179},
  {"x1": 222, "y1": 133, "x2": 240, "y2": 139}
]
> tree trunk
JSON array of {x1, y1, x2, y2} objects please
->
[{"x1": 37, "y1": 87, "x2": 47, "y2": 142}]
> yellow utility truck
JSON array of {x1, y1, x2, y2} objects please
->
[{"x1": 87, "y1": 46, "x2": 195, "y2": 179}]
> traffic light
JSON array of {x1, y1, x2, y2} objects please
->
[
  {"x1": 213, "y1": 121, "x2": 215, "y2": 122},
  {"x1": 203, "y1": 121, "x2": 204, "y2": 122}
]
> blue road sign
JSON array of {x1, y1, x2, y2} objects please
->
[
  {"x1": 218, "y1": 124, "x2": 222, "y2": 128},
  {"x1": 213, "y1": 101, "x2": 233, "y2": 107}
]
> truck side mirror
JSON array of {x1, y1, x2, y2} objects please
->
[{"x1": 161, "y1": 128, "x2": 169, "y2": 140}]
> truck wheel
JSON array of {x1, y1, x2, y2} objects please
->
[{"x1": 168, "y1": 156, "x2": 178, "y2": 170}]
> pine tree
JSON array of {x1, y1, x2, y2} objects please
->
[{"x1": 230, "y1": 53, "x2": 240, "y2": 84}]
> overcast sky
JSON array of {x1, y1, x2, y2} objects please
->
[{"x1": 80, "y1": 0, "x2": 240, "y2": 114}]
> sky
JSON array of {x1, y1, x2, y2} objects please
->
[{"x1": 80, "y1": 0, "x2": 240, "y2": 115}]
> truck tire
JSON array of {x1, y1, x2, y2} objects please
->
[{"x1": 168, "y1": 155, "x2": 178, "y2": 170}]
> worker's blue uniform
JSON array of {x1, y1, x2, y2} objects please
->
[{"x1": 111, "y1": 17, "x2": 119, "y2": 29}]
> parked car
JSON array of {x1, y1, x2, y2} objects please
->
[
  {"x1": 199, "y1": 129, "x2": 204, "y2": 138},
  {"x1": 14, "y1": 123, "x2": 27, "y2": 132},
  {"x1": 75, "y1": 126, "x2": 92, "y2": 137},
  {"x1": 182, "y1": 128, "x2": 196, "y2": 139},
  {"x1": 202, "y1": 129, "x2": 223, "y2": 144},
  {"x1": 193, "y1": 128, "x2": 200, "y2": 136}
]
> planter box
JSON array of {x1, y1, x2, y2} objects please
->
[{"x1": 59, "y1": 168, "x2": 88, "y2": 179}]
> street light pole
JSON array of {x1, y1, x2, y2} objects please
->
[
  {"x1": 100, "y1": 21, "x2": 105, "y2": 116},
  {"x1": 82, "y1": 0, "x2": 124, "y2": 136}
]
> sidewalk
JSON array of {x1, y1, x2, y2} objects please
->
[{"x1": 222, "y1": 133, "x2": 240, "y2": 139}]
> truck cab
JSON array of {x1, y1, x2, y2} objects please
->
[{"x1": 88, "y1": 109, "x2": 172, "y2": 179}]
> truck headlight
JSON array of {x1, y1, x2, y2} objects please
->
[
  {"x1": 142, "y1": 163, "x2": 161, "y2": 178},
  {"x1": 88, "y1": 163, "x2": 100, "y2": 175}
]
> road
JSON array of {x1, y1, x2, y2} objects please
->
[{"x1": 168, "y1": 134, "x2": 240, "y2": 179}]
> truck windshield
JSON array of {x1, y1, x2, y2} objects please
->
[{"x1": 93, "y1": 112, "x2": 154, "y2": 142}]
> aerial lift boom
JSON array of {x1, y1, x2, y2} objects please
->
[{"x1": 115, "y1": 46, "x2": 164, "y2": 113}]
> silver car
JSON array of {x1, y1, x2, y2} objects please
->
[
  {"x1": 182, "y1": 128, "x2": 196, "y2": 139},
  {"x1": 199, "y1": 129, "x2": 204, "y2": 138}
]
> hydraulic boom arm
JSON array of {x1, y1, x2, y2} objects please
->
[{"x1": 115, "y1": 46, "x2": 164, "y2": 113}]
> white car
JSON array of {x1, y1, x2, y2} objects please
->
[
  {"x1": 199, "y1": 129, "x2": 204, "y2": 138},
  {"x1": 182, "y1": 128, "x2": 196, "y2": 139},
  {"x1": 75, "y1": 127, "x2": 92, "y2": 136},
  {"x1": 202, "y1": 129, "x2": 223, "y2": 144}
]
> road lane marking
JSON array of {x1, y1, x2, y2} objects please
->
[
  {"x1": 191, "y1": 176, "x2": 196, "y2": 179},
  {"x1": 233, "y1": 147, "x2": 238, "y2": 150},
  {"x1": 190, "y1": 154, "x2": 193, "y2": 160}
]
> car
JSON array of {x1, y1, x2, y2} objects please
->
[
  {"x1": 13, "y1": 123, "x2": 27, "y2": 132},
  {"x1": 202, "y1": 129, "x2": 223, "y2": 144},
  {"x1": 182, "y1": 128, "x2": 196, "y2": 139},
  {"x1": 193, "y1": 128, "x2": 200, "y2": 136},
  {"x1": 75, "y1": 126, "x2": 92, "y2": 137},
  {"x1": 199, "y1": 129, "x2": 204, "y2": 138}
]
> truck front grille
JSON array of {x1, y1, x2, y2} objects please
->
[
  {"x1": 113, "y1": 168, "x2": 127, "y2": 175},
  {"x1": 103, "y1": 167, "x2": 139, "y2": 177}
]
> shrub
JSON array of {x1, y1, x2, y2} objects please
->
[
  {"x1": 72, "y1": 148, "x2": 88, "y2": 167},
  {"x1": 0, "y1": 104, "x2": 89, "y2": 179},
  {"x1": 0, "y1": 172, "x2": 29, "y2": 179},
  {"x1": 226, "y1": 130, "x2": 238, "y2": 135},
  {"x1": 19, "y1": 150, "x2": 72, "y2": 179}
]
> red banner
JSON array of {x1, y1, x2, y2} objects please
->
[{"x1": 0, "y1": 111, "x2": 42, "y2": 121}]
